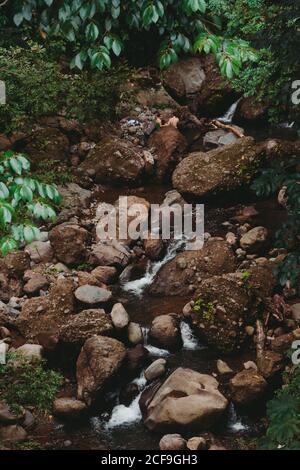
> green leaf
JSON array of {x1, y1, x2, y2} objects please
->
[
  {"x1": 9, "y1": 157, "x2": 23, "y2": 175},
  {"x1": 86, "y1": 23, "x2": 99, "y2": 41},
  {"x1": 112, "y1": 38, "x2": 122, "y2": 56},
  {"x1": 20, "y1": 185, "x2": 33, "y2": 202},
  {"x1": 13, "y1": 13, "x2": 24, "y2": 27},
  {"x1": 0, "y1": 238, "x2": 18, "y2": 257},
  {"x1": 0, "y1": 183, "x2": 9, "y2": 200}
]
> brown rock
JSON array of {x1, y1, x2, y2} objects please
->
[
  {"x1": 159, "y1": 434, "x2": 187, "y2": 451},
  {"x1": 23, "y1": 127, "x2": 69, "y2": 165},
  {"x1": 77, "y1": 336, "x2": 126, "y2": 405},
  {"x1": 230, "y1": 369, "x2": 267, "y2": 406},
  {"x1": 143, "y1": 368, "x2": 228, "y2": 432},
  {"x1": 79, "y1": 136, "x2": 145, "y2": 184},
  {"x1": 150, "y1": 239, "x2": 236, "y2": 296},
  {"x1": 149, "y1": 314, "x2": 182, "y2": 351},
  {"x1": 53, "y1": 398, "x2": 87, "y2": 419},
  {"x1": 60, "y1": 309, "x2": 113, "y2": 344},
  {"x1": 257, "y1": 350, "x2": 284, "y2": 379},
  {"x1": 16, "y1": 278, "x2": 74, "y2": 350},
  {"x1": 49, "y1": 224, "x2": 88, "y2": 266}
]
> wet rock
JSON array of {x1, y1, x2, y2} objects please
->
[
  {"x1": 49, "y1": 224, "x2": 89, "y2": 266},
  {"x1": 216, "y1": 360, "x2": 233, "y2": 375},
  {"x1": 148, "y1": 126, "x2": 187, "y2": 180},
  {"x1": 149, "y1": 314, "x2": 182, "y2": 351},
  {"x1": 191, "y1": 274, "x2": 255, "y2": 354},
  {"x1": 110, "y1": 303, "x2": 130, "y2": 330},
  {"x1": 16, "y1": 344, "x2": 44, "y2": 361},
  {"x1": 119, "y1": 383, "x2": 140, "y2": 406},
  {"x1": 126, "y1": 344, "x2": 149, "y2": 375},
  {"x1": 143, "y1": 238, "x2": 164, "y2": 261},
  {"x1": 142, "y1": 368, "x2": 228, "y2": 432},
  {"x1": 172, "y1": 137, "x2": 263, "y2": 197},
  {"x1": 22, "y1": 410, "x2": 35, "y2": 431},
  {"x1": 23, "y1": 127, "x2": 69, "y2": 165},
  {"x1": 127, "y1": 322, "x2": 143, "y2": 345},
  {"x1": 16, "y1": 279, "x2": 74, "y2": 350},
  {"x1": 25, "y1": 241, "x2": 54, "y2": 263},
  {"x1": 230, "y1": 369, "x2": 267, "y2": 406},
  {"x1": 60, "y1": 309, "x2": 113, "y2": 344},
  {"x1": 0, "y1": 424, "x2": 27, "y2": 443},
  {"x1": 240, "y1": 226, "x2": 268, "y2": 253},
  {"x1": 145, "y1": 359, "x2": 167, "y2": 381},
  {"x1": 236, "y1": 97, "x2": 269, "y2": 123},
  {"x1": 187, "y1": 437, "x2": 207, "y2": 451},
  {"x1": 91, "y1": 266, "x2": 117, "y2": 284},
  {"x1": 257, "y1": 350, "x2": 284, "y2": 379},
  {"x1": 150, "y1": 240, "x2": 236, "y2": 296},
  {"x1": 75, "y1": 285, "x2": 112, "y2": 305},
  {"x1": 89, "y1": 241, "x2": 131, "y2": 269},
  {"x1": 77, "y1": 336, "x2": 126, "y2": 405},
  {"x1": 203, "y1": 129, "x2": 238, "y2": 148},
  {"x1": 159, "y1": 434, "x2": 187, "y2": 451},
  {"x1": 163, "y1": 55, "x2": 233, "y2": 115},
  {"x1": 53, "y1": 398, "x2": 87, "y2": 419},
  {"x1": 80, "y1": 136, "x2": 145, "y2": 184},
  {"x1": 23, "y1": 273, "x2": 49, "y2": 295}
]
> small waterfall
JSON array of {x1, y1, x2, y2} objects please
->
[
  {"x1": 142, "y1": 327, "x2": 170, "y2": 357},
  {"x1": 227, "y1": 403, "x2": 249, "y2": 433},
  {"x1": 278, "y1": 121, "x2": 295, "y2": 129},
  {"x1": 104, "y1": 372, "x2": 146, "y2": 430},
  {"x1": 218, "y1": 98, "x2": 242, "y2": 124},
  {"x1": 122, "y1": 238, "x2": 186, "y2": 297},
  {"x1": 180, "y1": 322, "x2": 205, "y2": 351}
]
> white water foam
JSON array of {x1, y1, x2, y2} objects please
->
[
  {"x1": 227, "y1": 403, "x2": 249, "y2": 433},
  {"x1": 142, "y1": 327, "x2": 170, "y2": 357},
  {"x1": 218, "y1": 98, "x2": 242, "y2": 124},
  {"x1": 105, "y1": 371, "x2": 146, "y2": 430},
  {"x1": 180, "y1": 321, "x2": 205, "y2": 351},
  {"x1": 122, "y1": 238, "x2": 186, "y2": 297}
]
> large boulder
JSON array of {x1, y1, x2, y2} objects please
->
[
  {"x1": 76, "y1": 336, "x2": 126, "y2": 405},
  {"x1": 59, "y1": 309, "x2": 113, "y2": 345},
  {"x1": 191, "y1": 273, "x2": 256, "y2": 353},
  {"x1": 142, "y1": 368, "x2": 228, "y2": 432},
  {"x1": 150, "y1": 240, "x2": 236, "y2": 296},
  {"x1": 163, "y1": 55, "x2": 233, "y2": 115},
  {"x1": 23, "y1": 127, "x2": 69, "y2": 165},
  {"x1": 74, "y1": 285, "x2": 112, "y2": 305},
  {"x1": 148, "y1": 126, "x2": 187, "y2": 181},
  {"x1": 16, "y1": 279, "x2": 74, "y2": 350},
  {"x1": 236, "y1": 97, "x2": 269, "y2": 123},
  {"x1": 172, "y1": 137, "x2": 263, "y2": 197},
  {"x1": 230, "y1": 369, "x2": 267, "y2": 406},
  {"x1": 49, "y1": 224, "x2": 89, "y2": 266},
  {"x1": 240, "y1": 226, "x2": 268, "y2": 253},
  {"x1": 149, "y1": 314, "x2": 182, "y2": 351},
  {"x1": 88, "y1": 241, "x2": 131, "y2": 269},
  {"x1": 79, "y1": 136, "x2": 145, "y2": 184}
]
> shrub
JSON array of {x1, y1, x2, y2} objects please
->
[
  {"x1": 260, "y1": 366, "x2": 300, "y2": 450},
  {"x1": 0, "y1": 150, "x2": 61, "y2": 256},
  {"x1": 4, "y1": 0, "x2": 257, "y2": 75},
  {"x1": 0, "y1": 353, "x2": 63, "y2": 411},
  {"x1": 0, "y1": 45, "x2": 131, "y2": 134},
  {"x1": 252, "y1": 158, "x2": 300, "y2": 292}
]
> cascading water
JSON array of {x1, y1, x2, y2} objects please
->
[
  {"x1": 227, "y1": 402, "x2": 249, "y2": 433},
  {"x1": 218, "y1": 98, "x2": 242, "y2": 124},
  {"x1": 180, "y1": 321, "x2": 205, "y2": 351},
  {"x1": 122, "y1": 238, "x2": 186, "y2": 297}
]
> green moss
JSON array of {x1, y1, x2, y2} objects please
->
[
  {"x1": 193, "y1": 298, "x2": 215, "y2": 322},
  {"x1": 15, "y1": 440, "x2": 43, "y2": 450},
  {"x1": 34, "y1": 160, "x2": 73, "y2": 186},
  {"x1": 0, "y1": 353, "x2": 63, "y2": 411}
]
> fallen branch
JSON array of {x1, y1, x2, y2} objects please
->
[
  {"x1": 256, "y1": 319, "x2": 265, "y2": 360},
  {"x1": 211, "y1": 119, "x2": 245, "y2": 138}
]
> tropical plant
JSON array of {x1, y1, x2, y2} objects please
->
[
  {"x1": 260, "y1": 366, "x2": 300, "y2": 450},
  {"x1": 3, "y1": 0, "x2": 258, "y2": 76},
  {"x1": 252, "y1": 157, "x2": 300, "y2": 292},
  {"x1": 0, "y1": 150, "x2": 61, "y2": 256}
]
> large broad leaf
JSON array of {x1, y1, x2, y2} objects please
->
[{"x1": 0, "y1": 182, "x2": 9, "y2": 200}]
